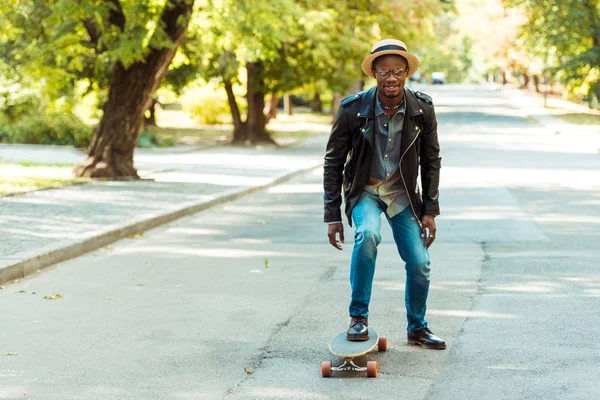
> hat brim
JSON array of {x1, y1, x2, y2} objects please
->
[{"x1": 361, "y1": 50, "x2": 420, "y2": 78}]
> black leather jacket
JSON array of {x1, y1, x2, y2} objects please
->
[{"x1": 323, "y1": 86, "x2": 441, "y2": 226}]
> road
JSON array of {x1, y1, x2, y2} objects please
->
[{"x1": 1, "y1": 84, "x2": 599, "y2": 399}]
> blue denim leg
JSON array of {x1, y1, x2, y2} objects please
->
[
  {"x1": 387, "y1": 206, "x2": 431, "y2": 331},
  {"x1": 349, "y1": 192, "x2": 384, "y2": 318}
]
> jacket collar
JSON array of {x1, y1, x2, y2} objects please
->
[{"x1": 356, "y1": 86, "x2": 423, "y2": 119}]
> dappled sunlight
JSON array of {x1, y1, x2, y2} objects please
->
[
  {"x1": 164, "y1": 227, "x2": 224, "y2": 236},
  {"x1": 437, "y1": 105, "x2": 528, "y2": 117},
  {"x1": 239, "y1": 388, "x2": 329, "y2": 399},
  {"x1": 486, "y1": 281, "x2": 564, "y2": 294},
  {"x1": 373, "y1": 281, "x2": 404, "y2": 291},
  {"x1": 268, "y1": 184, "x2": 323, "y2": 194},
  {"x1": 531, "y1": 214, "x2": 600, "y2": 224},
  {"x1": 487, "y1": 364, "x2": 536, "y2": 371},
  {"x1": 151, "y1": 172, "x2": 271, "y2": 186},
  {"x1": 0, "y1": 386, "x2": 28, "y2": 398},
  {"x1": 119, "y1": 245, "x2": 305, "y2": 259},
  {"x1": 136, "y1": 152, "x2": 319, "y2": 171},
  {"x1": 427, "y1": 309, "x2": 518, "y2": 319},
  {"x1": 441, "y1": 206, "x2": 527, "y2": 221},
  {"x1": 442, "y1": 129, "x2": 598, "y2": 155},
  {"x1": 442, "y1": 166, "x2": 599, "y2": 190},
  {"x1": 229, "y1": 238, "x2": 273, "y2": 245}
]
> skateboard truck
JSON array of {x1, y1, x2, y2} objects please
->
[{"x1": 333, "y1": 358, "x2": 366, "y2": 372}]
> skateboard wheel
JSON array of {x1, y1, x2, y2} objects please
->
[
  {"x1": 378, "y1": 337, "x2": 388, "y2": 352},
  {"x1": 321, "y1": 361, "x2": 333, "y2": 378},
  {"x1": 366, "y1": 361, "x2": 378, "y2": 378}
]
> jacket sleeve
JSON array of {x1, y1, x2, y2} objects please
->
[
  {"x1": 420, "y1": 103, "x2": 441, "y2": 216},
  {"x1": 323, "y1": 106, "x2": 352, "y2": 223}
]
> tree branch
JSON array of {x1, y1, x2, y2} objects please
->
[
  {"x1": 83, "y1": 19, "x2": 101, "y2": 47},
  {"x1": 107, "y1": 0, "x2": 126, "y2": 32},
  {"x1": 82, "y1": 0, "x2": 125, "y2": 52},
  {"x1": 159, "y1": 0, "x2": 194, "y2": 44}
]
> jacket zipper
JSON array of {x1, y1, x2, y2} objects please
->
[{"x1": 399, "y1": 128, "x2": 421, "y2": 226}]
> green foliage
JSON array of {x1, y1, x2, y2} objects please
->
[
  {"x1": 506, "y1": 0, "x2": 600, "y2": 101},
  {"x1": 183, "y1": 86, "x2": 245, "y2": 124},
  {"x1": 0, "y1": 90, "x2": 43, "y2": 123},
  {"x1": 0, "y1": 113, "x2": 91, "y2": 147}
]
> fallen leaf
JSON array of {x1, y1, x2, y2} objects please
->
[
  {"x1": 11, "y1": 279, "x2": 21, "y2": 284},
  {"x1": 257, "y1": 219, "x2": 268, "y2": 224},
  {"x1": 18, "y1": 290, "x2": 27, "y2": 294},
  {"x1": 31, "y1": 292, "x2": 36, "y2": 295},
  {"x1": 0, "y1": 286, "x2": 5, "y2": 290},
  {"x1": 44, "y1": 294, "x2": 63, "y2": 300},
  {"x1": 4, "y1": 352, "x2": 18, "y2": 356},
  {"x1": 243, "y1": 368, "x2": 252, "y2": 375},
  {"x1": 264, "y1": 259, "x2": 270, "y2": 268},
  {"x1": 104, "y1": 297, "x2": 115, "y2": 300},
  {"x1": 128, "y1": 232, "x2": 144, "y2": 239},
  {"x1": 136, "y1": 284, "x2": 145, "y2": 287}
]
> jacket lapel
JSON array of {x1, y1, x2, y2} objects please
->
[
  {"x1": 401, "y1": 88, "x2": 423, "y2": 155},
  {"x1": 356, "y1": 87, "x2": 377, "y2": 146}
]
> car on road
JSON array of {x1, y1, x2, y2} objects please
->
[{"x1": 431, "y1": 71, "x2": 447, "y2": 84}]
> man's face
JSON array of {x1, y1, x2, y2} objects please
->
[{"x1": 372, "y1": 55, "x2": 408, "y2": 100}]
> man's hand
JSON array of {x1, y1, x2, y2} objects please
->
[
  {"x1": 327, "y1": 222, "x2": 345, "y2": 250},
  {"x1": 421, "y1": 215, "x2": 436, "y2": 249}
]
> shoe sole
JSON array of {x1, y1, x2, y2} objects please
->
[
  {"x1": 407, "y1": 339, "x2": 446, "y2": 350},
  {"x1": 347, "y1": 336, "x2": 370, "y2": 342}
]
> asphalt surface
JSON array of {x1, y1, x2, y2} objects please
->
[{"x1": 1, "y1": 84, "x2": 599, "y2": 399}]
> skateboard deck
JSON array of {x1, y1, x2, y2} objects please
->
[{"x1": 321, "y1": 327, "x2": 387, "y2": 378}]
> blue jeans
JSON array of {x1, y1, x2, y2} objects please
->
[{"x1": 349, "y1": 192, "x2": 431, "y2": 331}]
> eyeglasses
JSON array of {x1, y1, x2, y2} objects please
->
[{"x1": 374, "y1": 68, "x2": 407, "y2": 79}]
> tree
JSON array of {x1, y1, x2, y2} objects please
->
[
  {"x1": 75, "y1": 0, "x2": 196, "y2": 177},
  {"x1": 1, "y1": 0, "x2": 195, "y2": 178},
  {"x1": 506, "y1": 0, "x2": 600, "y2": 102}
]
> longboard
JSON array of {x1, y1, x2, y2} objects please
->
[{"x1": 321, "y1": 327, "x2": 387, "y2": 378}]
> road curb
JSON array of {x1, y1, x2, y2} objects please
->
[{"x1": 0, "y1": 163, "x2": 322, "y2": 285}]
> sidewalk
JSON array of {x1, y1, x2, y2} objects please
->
[
  {"x1": 0, "y1": 135, "x2": 326, "y2": 284},
  {"x1": 500, "y1": 84, "x2": 600, "y2": 135}
]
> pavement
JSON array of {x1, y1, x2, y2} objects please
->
[
  {"x1": 0, "y1": 137, "x2": 324, "y2": 284},
  {"x1": 1, "y1": 83, "x2": 600, "y2": 399}
]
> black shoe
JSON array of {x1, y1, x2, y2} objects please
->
[
  {"x1": 346, "y1": 317, "x2": 369, "y2": 341},
  {"x1": 407, "y1": 328, "x2": 446, "y2": 350}
]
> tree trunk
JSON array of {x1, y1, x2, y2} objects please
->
[
  {"x1": 144, "y1": 97, "x2": 158, "y2": 126},
  {"x1": 264, "y1": 94, "x2": 279, "y2": 124},
  {"x1": 501, "y1": 71, "x2": 507, "y2": 85},
  {"x1": 225, "y1": 80, "x2": 247, "y2": 144},
  {"x1": 246, "y1": 61, "x2": 275, "y2": 145},
  {"x1": 283, "y1": 93, "x2": 293, "y2": 116},
  {"x1": 533, "y1": 75, "x2": 540, "y2": 93},
  {"x1": 310, "y1": 93, "x2": 322, "y2": 113},
  {"x1": 522, "y1": 73, "x2": 530, "y2": 89},
  {"x1": 74, "y1": 0, "x2": 194, "y2": 178}
]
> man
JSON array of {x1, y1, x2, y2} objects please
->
[{"x1": 323, "y1": 39, "x2": 445, "y2": 350}]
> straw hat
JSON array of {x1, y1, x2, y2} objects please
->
[{"x1": 361, "y1": 39, "x2": 420, "y2": 78}]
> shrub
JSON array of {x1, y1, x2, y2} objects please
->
[{"x1": 0, "y1": 113, "x2": 92, "y2": 147}]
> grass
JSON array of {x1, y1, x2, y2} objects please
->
[
  {"x1": 553, "y1": 113, "x2": 600, "y2": 127},
  {"x1": 143, "y1": 108, "x2": 332, "y2": 147},
  {"x1": 0, "y1": 176, "x2": 82, "y2": 195},
  {"x1": 0, "y1": 162, "x2": 87, "y2": 196}
]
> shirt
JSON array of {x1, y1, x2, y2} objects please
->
[{"x1": 363, "y1": 97, "x2": 411, "y2": 218}]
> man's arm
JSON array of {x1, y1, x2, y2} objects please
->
[
  {"x1": 419, "y1": 102, "x2": 441, "y2": 217},
  {"x1": 418, "y1": 98, "x2": 441, "y2": 249},
  {"x1": 323, "y1": 106, "x2": 352, "y2": 224}
]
